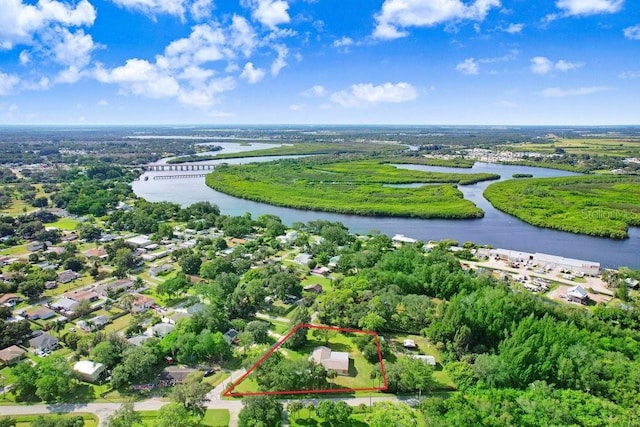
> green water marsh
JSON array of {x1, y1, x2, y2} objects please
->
[
  {"x1": 484, "y1": 175, "x2": 640, "y2": 238},
  {"x1": 206, "y1": 158, "x2": 499, "y2": 219}
]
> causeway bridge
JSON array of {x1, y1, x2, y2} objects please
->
[{"x1": 145, "y1": 163, "x2": 216, "y2": 172}]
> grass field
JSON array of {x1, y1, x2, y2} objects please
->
[
  {"x1": 1, "y1": 413, "x2": 98, "y2": 427},
  {"x1": 137, "y1": 409, "x2": 229, "y2": 426},
  {"x1": 484, "y1": 175, "x2": 640, "y2": 238},
  {"x1": 46, "y1": 217, "x2": 80, "y2": 230},
  {"x1": 504, "y1": 137, "x2": 640, "y2": 158},
  {"x1": 232, "y1": 328, "x2": 381, "y2": 394}
]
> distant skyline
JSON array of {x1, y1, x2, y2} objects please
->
[{"x1": 0, "y1": 1, "x2": 639, "y2": 125}]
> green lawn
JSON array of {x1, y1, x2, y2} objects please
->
[
  {"x1": 137, "y1": 409, "x2": 229, "y2": 426},
  {"x1": 46, "y1": 217, "x2": 80, "y2": 230},
  {"x1": 232, "y1": 328, "x2": 382, "y2": 394},
  {"x1": 2, "y1": 413, "x2": 98, "y2": 427},
  {"x1": 387, "y1": 333, "x2": 455, "y2": 389}
]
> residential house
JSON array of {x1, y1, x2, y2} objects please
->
[
  {"x1": 77, "y1": 315, "x2": 109, "y2": 332},
  {"x1": 409, "y1": 354, "x2": 437, "y2": 366},
  {"x1": 57, "y1": 269, "x2": 80, "y2": 284},
  {"x1": 22, "y1": 306, "x2": 56, "y2": 321},
  {"x1": 27, "y1": 242, "x2": 45, "y2": 252},
  {"x1": 149, "y1": 264, "x2": 174, "y2": 277},
  {"x1": 94, "y1": 279, "x2": 134, "y2": 297},
  {"x1": 223, "y1": 329, "x2": 239, "y2": 345},
  {"x1": 303, "y1": 284, "x2": 323, "y2": 294},
  {"x1": 403, "y1": 339, "x2": 417, "y2": 349},
  {"x1": 310, "y1": 346, "x2": 350, "y2": 375},
  {"x1": 151, "y1": 323, "x2": 175, "y2": 338},
  {"x1": 125, "y1": 235, "x2": 153, "y2": 248},
  {"x1": 567, "y1": 285, "x2": 589, "y2": 304},
  {"x1": 63, "y1": 289, "x2": 99, "y2": 303},
  {"x1": 83, "y1": 247, "x2": 108, "y2": 260},
  {"x1": 0, "y1": 345, "x2": 26, "y2": 365},
  {"x1": 130, "y1": 294, "x2": 155, "y2": 313},
  {"x1": 128, "y1": 335, "x2": 151, "y2": 347},
  {"x1": 50, "y1": 297, "x2": 79, "y2": 313},
  {"x1": 29, "y1": 332, "x2": 59, "y2": 354},
  {"x1": 294, "y1": 253, "x2": 313, "y2": 266},
  {"x1": 0, "y1": 293, "x2": 21, "y2": 307},
  {"x1": 73, "y1": 360, "x2": 106, "y2": 383},
  {"x1": 158, "y1": 367, "x2": 198, "y2": 387}
]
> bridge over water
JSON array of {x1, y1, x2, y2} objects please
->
[{"x1": 145, "y1": 163, "x2": 216, "y2": 172}]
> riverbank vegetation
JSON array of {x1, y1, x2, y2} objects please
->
[
  {"x1": 211, "y1": 142, "x2": 404, "y2": 160},
  {"x1": 206, "y1": 157, "x2": 499, "y2": 219},
  {"x1": 484, "y1": 175, "x2": 640, "y2": 238}
]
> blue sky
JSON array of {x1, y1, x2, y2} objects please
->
[{"x1": 0, "y1": 0, "x2": 638, "y2": 125}]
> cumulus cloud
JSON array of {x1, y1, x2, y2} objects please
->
[
  {"x1": 456, "y1": 58, "x2": 479, "y2": 75},
  {"x1": 555, "y1": 0, "x2": 623, "y2": 16},
  {"x1": 91, "y1": 21, "x2": 254, "y2": 109},
  {"x1": 111, "y1": 0, "x2": 213, "y2": 21},
  {"x1": 330, "y1": 82, "x2": 417, "y2": 107},
  {"x1": 242, "y1": 0, "x2": 290, "y2": 29},
  {"x1": 373, "y1": 0, "x2": 501, "y2": 40},
  {"x1": 0, "y1": 72, "x2": 20, "y2": 95},
  {"x1": 0, "y1": 0, "x2": 96, "y2": 49},
  {"x1": 623, "y1": 25, "x2": 640, "y2": 40},
  {"x1": 530, "y1": 56, "x2": 553, "y2": 74},
  {"x1": 301, "y1": 85, "x2": 327, "y2": 97},
  {"x1": 540, "y1": 86, "x2": 610, "y2": 97},
  {"x1": 531, "y1": 56, "x2": 582, "y2": 74},
  {"x1": 270, "y1": 44, "x2": 288, "y2": 76},
  {"x1": 503, "y1": 23, "x2": 524, "y2": 34},
  {"x1": 240, "y1": 62, "x2": 265, "y2": 83},
  {"x1": 333, "y1": 36, "x2": 354, "y2": 48},
  {"x1": 230, "y1": 15, "x2": 257, "y2": 57}
]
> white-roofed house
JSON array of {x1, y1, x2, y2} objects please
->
[
  {"x1": 73, "y1": 360, "x2": 106, "y2": 383},
  {"x1": 567, "y1": 285, "x2": 589, "y2": 305}
]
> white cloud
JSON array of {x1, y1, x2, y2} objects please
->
[
  {"x1": 333, "y1": 36, "x2": 354, "y2": 48},
  {"x1": 97, "y1": 99, "x2": 108, "y2": 106},
  {"x1": 301, "y1": 85, "x2": 326, "y2": 97},
  {"x1": 503, "y1": 23, "x2": 524, "y2": 34},
  {"x1": 555, "y1": 59, "x2": 583, "y2": 71},
  {"x1": 49, "y1": 28, "x2": 99, "y2": 69},
  {"x1": 0, "y1": 0, "x2": 96, "y2": 49},
  {"x1": 0, "y1": 72, "x2": 20, "y2": 95},
  {"x1": 373, "y1": 0, "x2": 501, "y2": 40},
  {"x1": 159, "y1": 24, "x2": 228, "y2": 70},
  {"x1": 230, "y1": 15, "x2": 257, "y2": 57},
  {"x1": 242, "y1": 0, "x2": 290, "y2": 29},
  {"x1": 270, "y1": 44, "x2": 288, "y2": 76},
  {"x1": 531, "y1": 56, "x2": 583, "y2": 74},
  {"x1": 456, "y1": 58, "x2": 479, "y2": 75},
  {"x1": 240, "y1": 62, "x2": 265, "y2": 84},
  {"x1": 330, "y1": 82, "x2": 418, "y2": 107},
  {"x1": 95, "y1": 58, "x2": 181, "y2": 99},
  {"x1": 540, "y1": 86, "x2": 610, "y2": 97},
  {"x1": 531, "y1": 56, "x2": 553, "y2": 74},
  {"x1": 619, "y1": 70, "x2": 640, "y2": 79},
  {"x1": 289, "y1": 104, "x2": 304, "y2": 111},
  {"x1": 19, "y1": 50, "x2": 30, "y2": 65},
  {"x1": 190, "y1": 0, "x2": 214, "y2": 20},
  {"x1": 623, "y1": 25, "x2": 640, "y2": 40},
  {"x1": 555, "y1": 0, "x2": 623, "y2": 16}
]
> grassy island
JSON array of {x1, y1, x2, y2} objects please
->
[
  {"x1": 206, "y1": 158, "x2": 499, "y2": 219},
  {"x1": 484, "y1": 175, "x2": 640, "y2": 238}
]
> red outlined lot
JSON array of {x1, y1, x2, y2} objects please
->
[{"x1": 223, "y1": 323, "x2": 388, "y2": 397}]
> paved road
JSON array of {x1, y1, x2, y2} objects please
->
[{"x1": 0, "y1": 393, "x2": 410, "y2": 426}]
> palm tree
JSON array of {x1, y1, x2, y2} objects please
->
[{"x1": 51, "y1": 320, "x2": 65, "y2": 337}]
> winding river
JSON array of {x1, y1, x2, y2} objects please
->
[{"x1": 132, "y1": 143, "x2": 639, "y2": 269}]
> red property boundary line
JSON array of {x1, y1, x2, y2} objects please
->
[{"x1": 223, "y1": 323, "x2": 388, "y2": 397}]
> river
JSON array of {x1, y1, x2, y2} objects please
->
[{"x1": 132, "y1": 143, "x2": 639, "y2": 269}]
